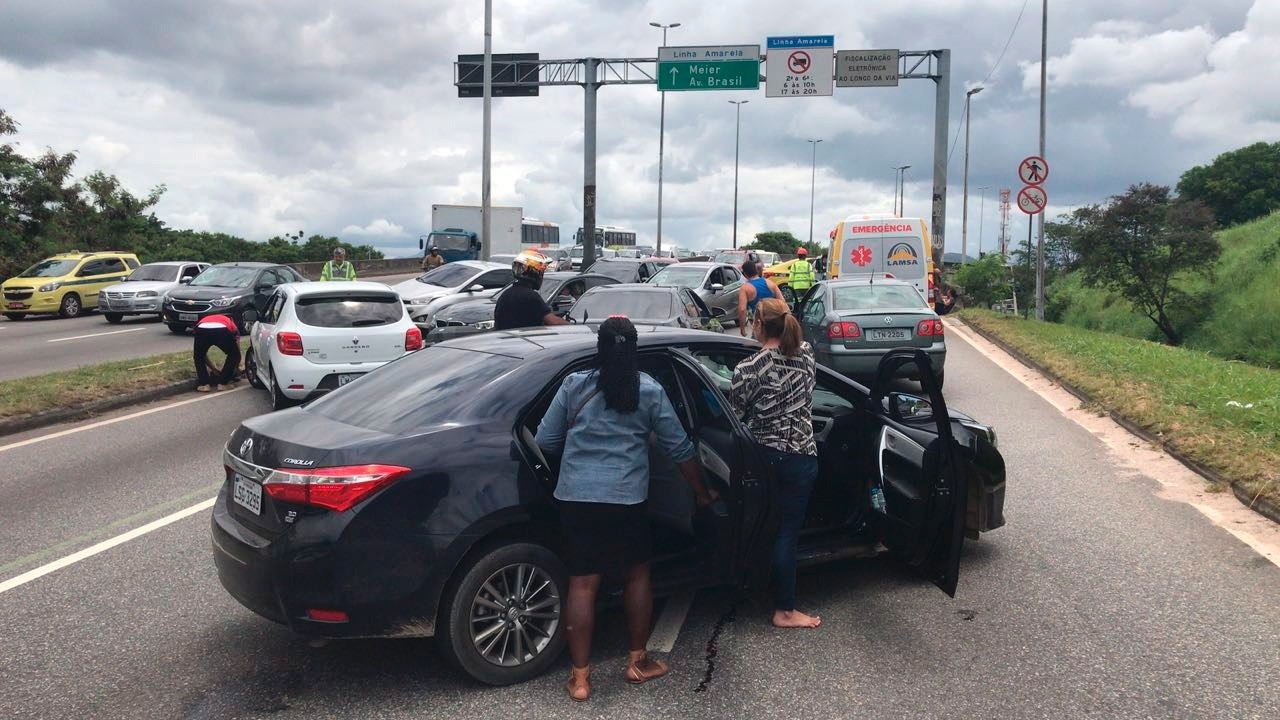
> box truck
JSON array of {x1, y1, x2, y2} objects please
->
[{"x1": 420, "y1": 205, "x2": 523, "y2": 263}]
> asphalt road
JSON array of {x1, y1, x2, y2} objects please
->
[
  {"x1": 0, "y1": 329, "x2": 1276, "y2": 719},
  {"x1": 0, "y1": 272, "x2": 422, "y2": 382}
]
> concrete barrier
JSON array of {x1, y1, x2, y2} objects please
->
[{"x1": 291, "y1": 257, "x2": 423, "y2": 280}]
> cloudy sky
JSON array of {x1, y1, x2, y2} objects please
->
[{"x1": 2, "y1": 0, "x2": 1276, "y2": 258}]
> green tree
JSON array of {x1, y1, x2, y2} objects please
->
[
  {"x1": 747, "y1": 230, "x2": 820, "y2": 257},
  {"x1": 1177, "y1": 141, "x2": 1280, "y2": 227},
  {"x1": 1072, "y1": 183, "x2": 1218, "y2": 345},
  {"x1": 953, "y1": 253, "x2": 1012, "y2": 309}
]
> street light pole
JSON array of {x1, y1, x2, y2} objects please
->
[
  {"x1": 808, "y1": 139, "x2": 823, "y2": 245},
  {"x1": 729, "y1": 100, "x2": 748, "y2": 249},
  {"x1": 481, "y1": 0, "x2": 492, "y2": 260},
  {"x1": 651, "y1": 21, "x2": 681, "y2": 254},
  {"x1": 893, "y1": 164, "x2": 911, "y2": 218},
  {"x1": 1035, "y1": 0, "x2": 1048, "y2": 320},
  {"x1": 961, "y1": 86, "x2": 983, "y2": 265},
  {"x1": 976, "y1": 185, "x2": 990, "y2": 258}
]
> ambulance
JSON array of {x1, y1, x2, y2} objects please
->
[{"x1": 828, "y1": 215, "x2": 935, "y2": 304}]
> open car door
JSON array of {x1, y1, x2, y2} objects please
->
[{"x1": 863, "y1": 348, "x2": 967, "y2": 596}]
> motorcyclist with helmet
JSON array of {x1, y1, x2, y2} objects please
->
[{"x1": 494, "y1": 250, "x2": 570, "y2": 330}]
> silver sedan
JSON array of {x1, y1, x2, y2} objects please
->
[{"x1": 646, "y1": 261, "x2": 743, "y2": 326}]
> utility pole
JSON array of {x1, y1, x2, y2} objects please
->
[
  {"x1": 961, "y1": 86, "x2": 983, "y2": 265},
  {"x1": 583, "y1": 58, "x2": 599, "y2": 268},
  {"x1": 1035, "y1": 0, "x2": 1048, "y2": 320},
  {"x1": 730, "y1": 100, "x2": 748, "y2": 248},
  {"x1": 481, "y1": 0, "x2": 492, "y2": 261},
  {"x1": 651, "y1": 21, "x2": 680, "y2": 254},
  {"x1": 808, "y1": 139, "x2": 823, "y2": 244},
  {"x1": 976, "y1": 186, "x2": 989, "y2": 257},
  {"x1": 893, "y1": 165, "x2": 911, "y2": 218}
]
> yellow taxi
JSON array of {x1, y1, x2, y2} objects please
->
[{"x1": 2, "y1": 251, "x2": 141, "y2": 320}]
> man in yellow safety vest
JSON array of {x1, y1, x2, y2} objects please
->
[
  {"x1": 320, "y1": 247, "x2": 356, "y2": 281},
  {"x1": 788, "y1": 247, "x2": 815, "y2": 310}
]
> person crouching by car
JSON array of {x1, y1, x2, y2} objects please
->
[
  {"x1": 194, "y1": 314, "x2": 240, "y2": 392},
  {"x1": 536, "y1": 316, "x2": 717, "y2": 702}
]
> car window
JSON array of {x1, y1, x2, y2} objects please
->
[
  {"x1": 190, "y1": 266, "x2": 258, "y2": 288},
  {"x1": 78, "y1": 260, "x2": 103, "y2": 276},
  {"x1": 264, "y1": 292, "x2": 285, "y2": 324},
  {"x1": 723, "y1": 267, "x2": 741, "y2": 283},
  {"x1": 709, "y1": 268, "x2": 725, "y2": 286},
  {"x1": 419, "y1": 263, "x2": 475, "y2": 287},
  {"x1": 648, "y1": 266, "x2": 707, "y2": 289},
  {"x1": 476, "y1": 270, "x2": 510, "y2": 290},
  {"x1": 295, "y1": 294, "x2": 404, "y2": 327},
  {"x1": 587, "y1": 261, "x2": 643, "y2": 283},
  {"x1": 832, "y1": 284, "x2": 927, "y2": 310},
  {"x1": 181, "y1": 265, "x2": 202, "y2": 280},
  {"x1": 678, "y1": 289, "x2": 706, "y2": 319},
  {"x1": 569, "y1": 290, "x2": 675, "y2": 321},
  {"x1": 98, "y1": 258, "x2": 127, "y2": 275},
  {"x1": 812, "y1": 370, "x2": 857, "y2": 414},
  {"x1": 688, "y1": 348, "x2": 755, "y2": 392},
  {"x1": 584, "y1": 276, "x2": 617, "y2": 290},
  {"x1": 18, "y1": 258, "x2": 79, "y2": 278},
  {"x1": 128, "y1": 264, "x2": 180, "y2": 282},
  {"x1": 307, "y1": 347, "x2": 521, "y2": 434},
  {"x1": 803, "y1": 297, "x2": 826, "y2": 325}
]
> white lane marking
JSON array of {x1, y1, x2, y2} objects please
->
[
  {"x1": 47, "y1": 327, "x2": 149, "y2": 343},
  {"x1": 647, "y1": 590, "x2": 695, "y2": 653},
  {"x1": 947, "y1": 320, "x2": 1280, "y2": 567},
  {"x1": 0, "y1": 386, "x2": 247, "y2": 454},
  {"x1": 0, "y1": 497, "x2": 215, "y2": 595}
]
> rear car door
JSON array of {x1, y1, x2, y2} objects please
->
[
  {"x1": 861, "y1": 348, "x2": 966, "y2": 596},
  {"x1": 800, "y1": 292, "x2": 827, "y2": 349},
  {"x1": 253, "y1": 291, "x2": 285, "y2": 367}
]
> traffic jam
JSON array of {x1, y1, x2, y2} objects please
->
[{"x1": 2, "y1": 214, "x2": 1007, "y2": 701}]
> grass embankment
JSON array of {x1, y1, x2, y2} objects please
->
[
  {"x1": 0, "y1": 344, "x2": 241, "y2": 422},
  {"x1": 1048, "y1": 210, "x2": 1280, "y2": 368},
  {"x1": 959, "y1": 309, "x2": 1280, "y2": 508}
]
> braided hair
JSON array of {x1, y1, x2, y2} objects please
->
[{"x1": 595, "y1": 316, "x2": 640, "y2": 412}]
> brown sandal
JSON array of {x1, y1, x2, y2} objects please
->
[
  {"x1": 565, "y1": 665, "x2": 591, "y2": 702},
  {"x1": 625, "y1": 651, "x2": 670, "y2": 684}
]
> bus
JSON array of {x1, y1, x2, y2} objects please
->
[
  {"x1": 521, "y1": 218, "x2": 560, "y2": 247},
  {"x1": 574, "y1": 225, "x2": 638, "y2": 247}
]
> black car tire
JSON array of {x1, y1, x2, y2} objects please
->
[
  {"x1": 167, "y1": 323, "x2": 187, "y2": 335},
  {"x1": 244, "y1": 350, "x2": 265, "y2": 389},
  {"x1": 780, "y1": 285, "x2": 796, "y2": 305},
  {"x1": 104, "y1": 313, "x2": 123, "y2": 324},
  {"x1": 3, "y1": 313, "x2": 26, "y2": 321},
  {"x1": 270, "y1": 370, "x2": 293, "y2": 411},
  {"x1": 439, "y1": 542, "x2": 568, "y2": 686},
  {"x1": 58, "y1": 293, "x2": 82, "y2": 318}
]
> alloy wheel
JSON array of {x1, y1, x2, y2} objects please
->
[{"x1": 468, "y1": 563, "x2": 561, "y2": 668}]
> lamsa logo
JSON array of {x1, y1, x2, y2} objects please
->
[
  {"x1": 851, "y1": 245, "x2": 873, "y2": 267},
  {"x1": 886, "y1": 243, "x2": 920, "y2": 266}
]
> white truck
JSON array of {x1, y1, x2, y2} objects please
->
[{"x1": 421, "y1": 204, "x2": 523, "y2": 263}]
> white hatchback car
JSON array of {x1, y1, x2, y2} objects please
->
[{"x1": 244, "y1": 282, "x2": 423, "y2": 410}]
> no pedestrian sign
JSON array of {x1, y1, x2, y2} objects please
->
[
  {"x1": 1018, "y1": 155, "x2": 1049, "y2": 185},
  {"x1": 766, "y1": 35, "x2": 834, "y2": 98},
  {"x1": 1017, "y1": 185, "x2": 1048, "y2": 215}
]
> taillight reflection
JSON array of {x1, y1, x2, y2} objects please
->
[{"x1": 263, "y1": 464, "x2": 411, "y2": 512}]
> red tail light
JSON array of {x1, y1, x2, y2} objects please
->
[
  {"x1": 263, "y1": 464, "x2": 411, "y2": 512},
  {"x1": 306, "y1": 608, "x2": 349, "y2": 623},
  {"x1": 277, "y1": 332, "x2": 304, "y2": 356},
  {"x1": 404, "y1": 326, "x2": 423, "y2": 351},
  {"x1": 917, "y1": 319, "x2": 945, "y2": 336},
  {"x1": 827, "y1": 321, "x2": 862, "y2": 339}
]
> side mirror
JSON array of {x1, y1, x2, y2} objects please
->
[
  {"x1": 179, "y1": 277, "x2": 192, "y2": 284},
  {"x1": 554, "y1": 296, "x2": 575, "y2": 311},
  {"x1": 467, "y1": 283, "x2": 485, "y2": 292},
  {"x1": 709, "y1": 283, "x2": 725, "y2": 293},
  {"x1": 712, "y1": 307, "x2": 727, "y2": 318},
  {"x1": 242, "y1": 309, "x2": 259, "y2": 324}
]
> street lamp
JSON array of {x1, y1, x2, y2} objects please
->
[
  {"x1": 651, "y1": 21, "x2": 681, "y2": 254},
  {"x1": 729, "y1": 100, "x2": 749, "y2": 248},
  {"x1": 961, "y1": 85, "x2": 984, "y2": 264},
  {"x1": 893, "y1": 165, "x2": 911, "y2": 217},
  {"x1": 976, "y1": 185, "x2": 990, "y2": 258},
  {"x1": 807, "y1": 139, "x2": 823, "y2": 245}
]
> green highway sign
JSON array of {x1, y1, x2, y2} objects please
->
[{"x1": 657, "y1": 45, "x2": 760, "y2": 92}]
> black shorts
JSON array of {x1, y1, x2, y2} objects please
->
[{"x1": 559, "y1": 500, "x2": 652, "y2": 577}]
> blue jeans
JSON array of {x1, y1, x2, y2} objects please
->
[{"x1": 764, "y1": 447, "x2": 819, "y2": 611}]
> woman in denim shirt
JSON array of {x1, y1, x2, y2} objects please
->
[{"x1": 537, "y1": 316, "x2": 715, "y2": 702}]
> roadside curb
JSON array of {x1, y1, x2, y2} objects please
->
[
  {"x1": 0, "y1": 379, "x2": 196, "y2": 440},
  {"x1": 951, "y1": 316, "x2": 1280, "y2": 525}
]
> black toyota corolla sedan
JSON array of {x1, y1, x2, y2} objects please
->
[{"x1": 212, "y1": 326, "x2": 1006, "y2": 685}]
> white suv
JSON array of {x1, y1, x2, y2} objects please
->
[{"x1": 244, "y1": 282, "x2": 423, "y2": 410}]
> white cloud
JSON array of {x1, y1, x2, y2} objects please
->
[
  {"x1": 340, "y1": 218, "x2": 406, "y2": 237},
  {"x1": 1024, "y1": 26, "x2": 1214, "y2": 89}
]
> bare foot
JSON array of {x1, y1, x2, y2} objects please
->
[{"x1": 772, "y1": 609, "x2": 821, "y2": 628}]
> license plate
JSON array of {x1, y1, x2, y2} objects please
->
[
  {"x1": 232, "y1": 474, "x2": 262, "y2": 515},
  {"x1": 179, "y1": 313, "x2": 198, "y2": 321},
  {"x1": 868, "y1": 328, "x2": 911, "y2": 341},
  {"x1": 337, "y1": 373, "x2": 364, "y2": 387},
  {"x1": 6, "y1": 302, "x2": 26, "y2": 309}
]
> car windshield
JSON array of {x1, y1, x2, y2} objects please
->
[
  {"x1": 586, "y1": 261, "x2": 642, "y2": 282},
  {"x1": 648, "y1": 266, "x2": 707, "y2": 288},
  {"x1": 18, "y1": 259, "x2": 79, "y2": 278},
  {"x1": 570, "y1": 290, "x2": 674, "y2": 321},
  {"x1": 713, "y1": 251, "x2": 747, "y2": 264},
  {"x1": 295, "y1": 294, "x2": 405, "y2": 327},
  {"x1": 428, "y1": 233, "x2": 472, "y2": 252},
  {"x1": 832, "y1": 285, "x2": 927, "y2": 310},
  {"x1": 126, "y1": 264, "x2": 180, "y2": 282},
  {"x1": 189, "y1": 266, "x2": 257, "y2": 288},
  {"x1": 418, "y1": 264, "x2": 476, "y2": 287},
  {"x1": 307, "y1": 347, "x2": 521, "y2": 433}
]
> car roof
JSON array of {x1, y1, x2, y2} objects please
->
[
  {"x1": 662, "y1": 261, "x2": 718, "y2": 269},
  {"x1": 142, "y1": 260, "x2": 204, "y2": 267},
  {"x1": 209, "y1": 262, "x2": 276, "y2": 268},
  {"x1": 824, "y1": 277, "x2": 915, "y2": 288},
  {"x1": 439, "y1": 324, "x2": 754, "y2": 359},
  {"x1": 455, "y1": 260, "x2": 506, "y2": 270},
  {"x1": 583, "y1": 283, "x2": 674, "y2": 293},
  {"x1": 283, "y1": 281, "x2": 398, "y2": 296}
]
